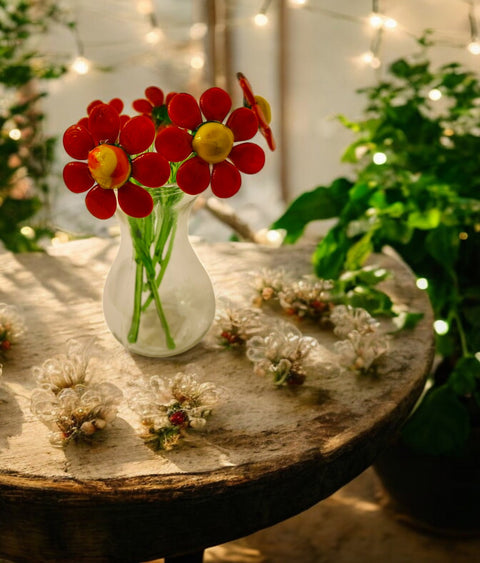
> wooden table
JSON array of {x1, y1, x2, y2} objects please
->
[{"x1": 0, "y1": 238, "x2": 434, "y2": 562}]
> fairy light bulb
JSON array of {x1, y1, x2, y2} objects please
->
[
  {"x1": 137, "y1": 0, "x2": 153, "y2": 15},
  {"x1": 383, "y1": 17, "x2": 397, "y2": 29},
  {"x1": 71, "y1": 56, "x2": 90, "y2": 75},
  {"x1": 468, "y1": 40, "x2": 480, "y2": 55},
  {"x1": 190, "y1": 22, "x2": 207, "y2": 40},
  {"x1": 369, "y1": 12, "x2": 384, "y2": 28},
  {"x1": 254, "y1": 12, "x2": 269, "y2": 26},
  {"x1": 8, "y1": 128, "x2": 21, "y2": 140},
  {"x1": 289, "y1": 0, "x2": 307, "y2": 6},
  {"x1": 416, "y1": 278, "x2": 429, "y2": 290},
  {"x1": 361, "y1": 51, "x2": 381, "y2": 69},
  {"x1": 428, "y1": 88, "x2": 442, "y2": 101},
  {"x1": 145, "y1": 27, "x2": 164, "y2": 45},
  {"x1": 373, "y1": 151, "x2": 387, "y2": 165},
  {"x1": 190, "y1": 53, "x2": 205, "y2": 70},
  {"x1": 434, "y1": 320, "x2": 449, "y2": 335}
]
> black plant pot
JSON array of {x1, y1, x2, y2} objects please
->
[{"x1": 373, "y1": 431, "x2": 480, "y2": 536}]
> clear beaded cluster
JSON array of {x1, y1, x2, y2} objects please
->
[
  {"x1": 246, "y1": 322, "x2": 318, "y2": 386},
  {"x1": 0, "y1": 303, "x2": 25, "y2": 353},
  {"x1": 30, "y1": 338, "x2": 122, "y2": 446},
  {"x1": 330, "y1": 305, "x2": 390, "y2": 375},
  {"x1": 206, "y1": 301, "x2": 265, "y2": 350},
  {"x1": 128, "y1": 365, "x2": 219, "y2": 450},
  {"x1": 251, "y1": 267, "x2": 291, "y2": 307},
  {"x1": 278, "y1": 276, "x2": 334, "y2": 322}
]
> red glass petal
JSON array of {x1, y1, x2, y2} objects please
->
[
  {"x1": 211, "y1": 161, "x2": 242, "y2": 198},
  {"x1": 166, "y1": 92, "x2": 176, "y2": 105},
  {"x1": 132, "y1": 99, "x2": 153, "y2": 115},
  {"x1": 176, "y1": 157, "x2": 211, "y2": 195},
  {"x1": 199, "y1": 87, "x2": 232, "y2": 122},
  {"x1": 85, "y1": 185, "x2": 117, "y2": 219},
  {"x1": 63, "y1": 162, "x2": 95, "y2": 193},
  {"x1": 77, "y1": 116, "x2": 89, "y2": 130},
  {"x1": 145, "y1": 86, "x2": 164, "y2": 106},
  {"x1": 228, "y1": 143, "x2": 265, "y2": 174},
  {"x1": 119, "y1": 114, "x2": 130, "y2": 129},
  {"x1": 155, "y1": 125, "x2": 192, "y2": 161},
  {"x1": 108, "y1": 98, "x2": 124, "y2": 114},
  {"x1": 226, "y1": 107, "x2": 258, "y2": 141},
  {"x1": 63, "y1": 125, "x2": 95, "y2": 160},
  {"x1": 132, "y1": 153, "x2": 170, "y2": 187},
  {"x1": 88, "y1": 104, "x2": 120, "y2": 144},
  {"x1": 117, "y1": 182, "x2": 153, "y2": 218},
  {"x1": 119, "y1": 115, "x2": 155, "y2": 154},
  {"x1": 236, "y1": 72, "x2": 256, "y2": 107},
  {"x1": 87, "y1": 100, "x2": 103, "y2": 115},
  {"x1": 168, "y1": 93, "x2": 202, "y2": 130}
]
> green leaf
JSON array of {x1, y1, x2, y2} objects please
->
[
  {"x1": 448, "y1": 356, "x2": 480, "y2": 396},
  {"x1": 345, "y1": 231, "x2": 373, "y2": 271},
  {"x1": 345, "y1": 286, "x2": 394, "y2": 316},
  {"x1": 407, "y1": 208, "x2": 441, "y2": 230},
  {"x1": 272, "y1": 178, "x2": 352, "y2": 244},
  {"x1": 401, "y1": 385, "x2": 470, "y2": 456},
  {"x1": 392, "y1": 311, "x2": 424, "y2": 331},
  {"x1": 313, "y1": 226, "x2": 348, "y2": 279}
]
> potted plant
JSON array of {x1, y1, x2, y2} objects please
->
[{"x1": 272, "y1": 38, "x2": 480, "y2": 533}]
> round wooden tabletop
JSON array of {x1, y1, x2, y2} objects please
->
[{"x1": 0, "y1": 238, "x2": 434, "y2": 562}]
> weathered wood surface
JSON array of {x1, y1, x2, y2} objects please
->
[{"x1": 0, "y1": 238, "x2": 434, "y2": 562}]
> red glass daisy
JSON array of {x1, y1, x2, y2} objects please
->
[
  {"x1": 62, "y1": 101, "x2": 170, "y2": 220},
  {"x1": 237, "y1": 72, "x2": 276, "y2": 151},
  {"x1": 154, "y1": 86, "x2": 265, "y2": 198},
  {"x1": 132, "y1": 86, "x2": 176, "y2": 130}
]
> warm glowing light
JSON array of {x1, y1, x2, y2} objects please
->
[
  {"x1": 190, "y1": 53, "x2": 205, "y2": 70},
  {"x1": 373, "y1": 152, "x2": 387, "y2": 165},
  {"x1": 369, "y1": 12, "x2": 383, "y2": 28},
  {"x1": 190, "y1": 22, "x2": 207, "y2": 40},
  {"x1": 383, "y1": 17, "x2": 397, "y2": 29},
  {"x1": 443, "y1": 128, "x2": 454, "y2": 136},
  {"x1": 20, "y1": 226, "x2": 35, "y2": 239},
  {"x1": 361, "y1": 51, "x2": 381, "y2": 69},
  {"x1": 289, "y1": 0, "x2": 307, "y2": 6},
  {"x1": 145, "y1": 28, "x2": 164, "y2": 45},
  {"x1": 475, "y1": 352, "x2": 480, "y2": 362},
  {"x1": 459, "y1": 231, "x2": 469, "y2": 240},
  {"x1": 416, "y1": 278, "x2": 429, "y2": 290},
  {"x1": 71, "y1": 56, "x2": 91, "y2": 75},
  {"x1": 468, "y1": 41, "x2": 480, "y2": 55},
  {"x1": 8, "y1": 128, "x2": 21, "y2": 140},
  {"x1": 254, "y1": 13, "x2": 269, "y2": 26},
  {"x1": 428, "y1": 88, "x2": 442, "y2": 101},
  {"x1": 434, "y1": 320, "x2": 449, "y2": 335}
]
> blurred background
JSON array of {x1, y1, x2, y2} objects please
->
[{"x1": 2, "y1": 0, "x2": 480, "y2": 247}]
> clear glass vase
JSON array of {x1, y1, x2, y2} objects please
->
[{"x1": 103, "y1": 185, "x2": 216, "y2": 357}]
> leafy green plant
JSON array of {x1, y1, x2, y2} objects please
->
[
  {"x1": 273, "y1": 41, "x2": 480, "y2": 456},
  {"x1": 0, "y1": 0, "x2": 69, "y2": 251}
]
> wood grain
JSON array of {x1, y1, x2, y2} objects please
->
[{"x1": 0, "y1": 239, "x2": 434, "y2": 562}]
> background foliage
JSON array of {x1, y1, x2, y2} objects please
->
[
  {"x1": 273, "y1": 39, "x2": 480, "y2": 456},
  {"x1": 0, "y1": 0, "x2": 69, "y2": 251}
]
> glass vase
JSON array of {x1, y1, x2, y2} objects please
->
[{"x1": 103, "y1": 185, "x2": 216, "y2": 357}]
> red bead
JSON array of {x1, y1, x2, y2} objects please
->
[
  {"x1": 211, "y1": 161, "x2": 241, "y2": 198},
  {"x1": 85, "y1": 185, "x2": 117, "y2": 219},
  {"x1": 119, "y1": 115, "x2": 155, "y2": 154},
  {"x1": 117, "y1": 182, "x2": 154, "y2": 218},
  {"x1": 228, "y1": 143, "x2": 265, "y2": 174},
  {"x1": 176, "y1": 157, "x2": 211, "y2": 195},
  {"x1": 88, "y1": 104, "x2": 120, "y2": 144},
  {"x1": 63, "y1": 125, "x2": 95, "y2": 160},
  {"x1": 131, "y1": 153, "x2": 170, "y2": 187},
  {"x1": 155, "y1": 126, "x2": 193, "y2": 161},
  {"x1": 168, "y1": 93, "x2": 202, "y2": 130},
  {"x1": 63, "y1": 162, "x2": 95, "y2": 193},
  {"x1": 226, "y1": 107, "x2": 258, "y2": 141},
  {"x1": 199, "y1": 87, "x2": 232, "y2": 122}
]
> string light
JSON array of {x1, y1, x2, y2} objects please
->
[
  {"x1": 145, "y1": 28, "x2": 164, "y2": 45},
  {"x1": 434, "y1": 319, "x2": 449, "y2": 335},
  {"x1": 254, "y1": 0, "x2": 272, "y2": 26},
  {"x1": 71, "y1": 55, "x2": 91, "y2": 75},
  {"x1": 289, "y1": 0, "x2": 308, "y2": 7},
  {"x1": 373, "y1": 151, "x2": 387, "y2": 164},
  {"x1": 416, "y1": 278, "x2": 429, "y2": 290},
  {"x1": 8, "y1": 128, "x2": 21, "y2": 140},
  {"x1": 467, "y1": 0, "x2": 480, "y2": 54},
  {"x1": 428, "y1": 88, "x2": 443, "y2": 101},
  {"x1": 190, "y1": 22, "x2": 207, "y2": 40}
]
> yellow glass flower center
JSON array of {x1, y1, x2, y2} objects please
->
[
  {"x1": 88, "y1": 144, "x2": 131, "y2": 189},
  {"x1": 192, "y1": 122, "x2": 234, "y2": 164},
  {"x1": 255, "y1": 95, "x2": 271, "y2": 124}
]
